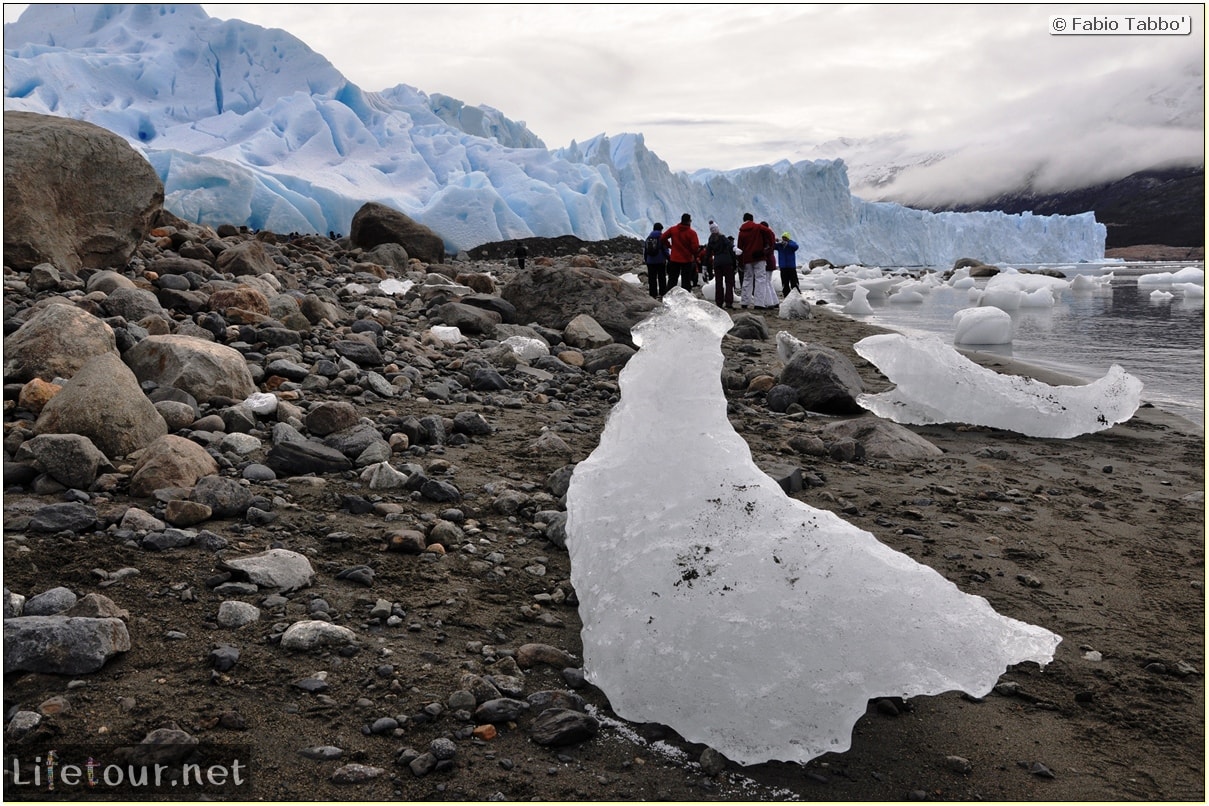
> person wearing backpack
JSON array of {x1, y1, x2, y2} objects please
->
[
  {"x1": 643, "y1": 222, "x2": 669, "y2": 298},
  {"x1": 706, "y1": 223, "x2": 736, "y2": 309},
  {"x1": 660, "y1": 213, "x2": 700, "y2": 293},
  {"x1": 775, "y1": 232, "x2": 800, "y2": 297}
]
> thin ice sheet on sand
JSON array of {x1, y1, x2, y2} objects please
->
[
  {"x1": 564, "y1": 289, "x2": 1060, "y2": 766},
  {"x1": 855, "y1": 333, "x2": 1142, "y2": 438}
]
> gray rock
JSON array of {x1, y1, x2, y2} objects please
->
[
  {"x1": 141, "y1": 528, "x2": 197, "y2": 551},
  {"x1": 191, "y1": 475, "x2": 253, "y2": 518},
  {"x1": 279, "y1": 620, "x2": 356, "y2": 651},
  {"x1": 23, "y1": 586, "x2": 78, "y2": 616},
  {"x1": 123, "y1": 334, "x2": 256, "y2": 402},
  {"x1": 581, "y1": 343, "x2": 636, "y2": 374},
  {"x1": 215, "y1": 239, "x2": 277, "y2": 276},
  {"x1": 4, "y1": 616, "x2": 131, "y2": 674},
  {"x1": 14, "y1": 433, "x2": 114, "y2": 490},
  {"x1": 779, "y1": 344, "x2": 864, "y2": 415},
  {"x1": 563, "y1": 313, "x2": 613, "y2": 349},
  {"x1": 820, "y1": 416, "x2": 943, "y2": 459},
  {"x1": 500, "y1": 264, "x2": 658, "y2": 346},
  {"x1": 474, "y1": 697, "x2": 530, "y2": 723},
  {"x1": 528, "y1": 708, "x2": 599, "y2": 746},
  {"x1": 452, "y1": 413, "x2": 493, "y2": 437},
  {"x1": 217, "y1": 600, "x2": 261, "y2": 628},
  {"x1": 265, "y1": 439, "x2": 353, "y2": 475},
  {"x1": 222, "y1": 549, "x2": 315, "y2": 592},
  {"x1": 102, "y1": 287, "x2": 164, "y2": 322},
  {"x1": 332, "y1": 340, "x2": 383, "y2": 366},
  {"x1": 29, "y1": 501, "x2": 97, "y2": 533},
  {"x1": 5, "y1": 710, "x2": 43, "y2": 742}
]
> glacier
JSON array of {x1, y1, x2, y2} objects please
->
[
  {"x1": 4, "y1": 3, "x2": 1106, "y2": 265},
  {"x1": 564, "y1": 289, "x2": 1061, "y2": 766}
]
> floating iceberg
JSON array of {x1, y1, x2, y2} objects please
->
[
  {"x1": 854, "y1": 333, "x2": 1143, "y2": 438},
  {"x1": 953, "y1": 307, "x2": 1014, "y2": 345},
  {"x1": 565, "y1": 289, "x2": 1061, "y2": 766}
]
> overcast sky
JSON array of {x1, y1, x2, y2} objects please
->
[{"x1": 5, "y1": 3, "x2": 1205, "y2": 198}]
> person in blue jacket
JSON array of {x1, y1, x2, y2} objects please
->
[
  {"x1": 775, "y1": 232, "x2": 800, "y2": 298},
  {"x1": 643, "y1": 222, "x2": 670, "y2": 298}
]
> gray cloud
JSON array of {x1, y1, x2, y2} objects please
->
[{"x1": 7, "y1": 2, "x2": 1203, "y2": 203}]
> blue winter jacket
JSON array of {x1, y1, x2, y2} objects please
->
[
  {"x1": 644, "y1": 230, "x2": 669, "y2": 265},
  {"x1": 774, "y1": 239, "x2": 799, "y2": 269}
]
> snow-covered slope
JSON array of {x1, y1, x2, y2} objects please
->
[{"x1": 3, "y1": 4, "x2": 1106, "y2": 265}]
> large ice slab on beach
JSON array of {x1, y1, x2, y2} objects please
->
[
  {"x1": 564, "y1": 289, "x2": 1061, "y2": 766},
  {"x1": 855, "y1": 333, "x2": 1143, "y2": 438}
]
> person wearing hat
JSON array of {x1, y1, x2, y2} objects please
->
[
  {"x1": 660, "y1": 213, "x2": 700, "y2": 293},
  {"x1": 775, "y1": 231, "x2": 801, "y2": 298}
]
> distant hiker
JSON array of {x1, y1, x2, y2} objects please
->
[
  {"x1": 775, "y1": 232, "x2": 800, "y2": 297},
  {"x1": 737, "y1": 213, "x2": 778, "y2": 309},
  {"x1": 661, "y1": 213, "x2": 700, "y2": 293},
  {"x1": 706, "y1": 222, "x2": 736, "y2": 309},
  {"x1": 514, "y1": 243, "x2": 529, "y2": 270},
  {"x1": 643, "y1": 223, "x2": 670, "y2": 298}
]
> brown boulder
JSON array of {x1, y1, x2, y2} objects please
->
[
  {"x1": 349, "y1": 202, "x2": 445, "y2": 264},
  {"x1": 3, "y1": 303, "x2": 118, "y2": 383},
  {"x1": 128, "y1": 435, "x2": 219, "y2": 498},
  {"x1": 34, "y1": 352, "x2": 168, "y2": 459},
  {"x1": 3, "y1": 111, "x2": 163, "y2": 272}
]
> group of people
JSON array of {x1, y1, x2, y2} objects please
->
[{"x1": 642, "y1": 213, "x2": 799, "y2": 310}]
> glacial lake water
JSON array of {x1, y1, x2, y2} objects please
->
[{"x1": 809, "y1": 261, "x2": 1206, "y2": 431}]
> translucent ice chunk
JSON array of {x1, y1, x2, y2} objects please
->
[
  {"x1": 565, "y1": 289, "x2": 1061, "y2": 766},
  {"x1": 854, "y1": 333, "x2": 1143, "y2": 438},
  {"x1": 953, "y1": 307, "x2": 1013, "y2": 345}
]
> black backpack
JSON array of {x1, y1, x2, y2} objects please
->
[{"x1": 644, "y1": 234, "x2": 662, "y2": 260}]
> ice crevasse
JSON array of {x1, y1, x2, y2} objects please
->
[{"x1": 564, "y1": 289, "x2": 1061, "y2": 766}]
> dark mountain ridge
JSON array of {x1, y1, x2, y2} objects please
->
[{"x1": 934, "y1": 166, "x2": 1204, "y2": 249}]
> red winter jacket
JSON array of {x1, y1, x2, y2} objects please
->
[
  {"x1": 736, "y1": 220, "x2": 773, "y2": 264},
  {"x1": 660, "y1": 223, "x2": 700, "y2": 264}
]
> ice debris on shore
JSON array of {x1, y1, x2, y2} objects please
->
[
  {"x1": 854, "y1": 333, "x2": 1143, "y2": 438},
  {"x1": 564, "y1": 288, "x2": 1061, "y2": 766}
]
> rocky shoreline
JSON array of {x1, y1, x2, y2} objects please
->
[{"x1": 3, "y1": 212, "x2": 1205, "y2": 801}]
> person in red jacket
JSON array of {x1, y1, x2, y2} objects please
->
[
  {"x1": 660, "y1": 213, "x2": 700, "y2": 292},
  {"x1": 736, "y1": 213, "x2": 778, "y2": 308}
]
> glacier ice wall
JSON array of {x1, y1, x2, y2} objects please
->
[
  {"x1": 854, "y1": 333, "x2": 1144, "y2": 438},
  {"x1": 4, "y1": 3, "x2": 1106, "y2": 264},
  {"x1": 564, "y1": 289, "x2": 1061, "y2": 766}
]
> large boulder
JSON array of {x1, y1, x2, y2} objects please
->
[
  {"x1": 820, "y1": 417, "x2": 944, "y2": 460},
  {"x1": 34, "y1": 352, "x2": 168, "y2": 459},
  {"x1": 501, "y1": 265, "x2": 659, "y2": 347},
  {"x1": 4, "y1": 616, "x2": 131, "y2": 675},
  {"x1": 350, "y1": 202, "x2": 445, "y2": 264},
  {"x1": 14, "y1": 433, "x2": 115, "y2": 490},
  {"x1": 128, "y1": 435, "x2": 219, "y2": 497},
  {"x1": 778, "y1": 344, "x2": 865, "y2": 415},
  {"x1": 123, "y1": 335, "x2": 256, "y2": 402},
  {"x1": 3, "y1": 111, "x2": 163, "y2": 272},
  {"x1": 3, "y1": 303, "x2": 118, "y2": 383}
]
